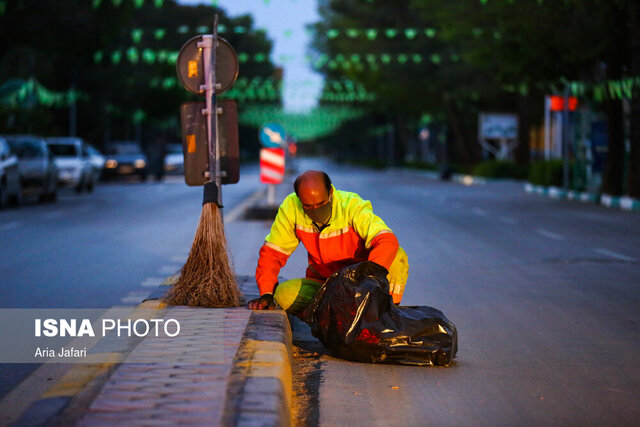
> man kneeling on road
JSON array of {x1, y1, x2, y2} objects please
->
[{"x1": 248, "y1": 170, "x2": 409, "y2": 314}]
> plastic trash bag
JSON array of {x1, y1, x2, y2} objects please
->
[{"x1": 301, "y1": 261, "x2": 458, "y2": 366}]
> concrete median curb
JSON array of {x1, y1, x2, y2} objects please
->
[
  {"x1": 223, "y1": 310, "x2": 294, "y2": 427},
  {"x1": 525, "y1": 183, "x2": 640, "y2": 213}
]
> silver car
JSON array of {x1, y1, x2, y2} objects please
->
[
  {"x1": 46, "y1": 137, "x2": 95, "y2": 193},
  {"x1": 0, "y1": 136, "x2": 22, "y2": 207},
  {"x1": 5, "y1": 135, "x2": 58, "y2": 203}
]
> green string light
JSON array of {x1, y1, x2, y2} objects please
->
[
  {"x1": 131, "y1": 29, "x2": 143, "y2": 44},
  {"x1": 154, "y1": 29, "x2": 166, "y2": 40}
]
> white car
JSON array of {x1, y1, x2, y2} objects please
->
[
  {"x1": 164, "y1": 143, "x2": 184, "y2": 174},
  {"x1": 85, "y1": 144, "x2": 105, "y2": 182},
  {"x1": 46, "y1": 137, "x2": 95, "y2": 193}
]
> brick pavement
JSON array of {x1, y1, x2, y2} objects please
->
[{"x1": 78, "y1": 307, "x2": 251, "y2": 426}]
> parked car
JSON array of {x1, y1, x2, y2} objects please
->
[
  {"x1": 86, "y1": 144, "x2": 105, "y2": 183},
  {"x1": 163, "y1": 143, "x2": 184, "y2": 175},
  {"x1": 103, "y1": 141, "x2": 148, "y2": 181},
  {"x1": 5, "y1": 135, "x2": 58, "y2": 202},
  {"x1": 45, "y1": 137, "x2": 95, "y2": 193},
  {"x1": 0, "y1": 136, "x2": 22, "y2": 207}
]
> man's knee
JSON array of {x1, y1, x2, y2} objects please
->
[{"x1": 273, "y1": 278, "x2": 322, "y2": 315}]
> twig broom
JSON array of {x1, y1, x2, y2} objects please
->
[{"x1": 166, "y1": 183, "x2": 241, "y2": 307}]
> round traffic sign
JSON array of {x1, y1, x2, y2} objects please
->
[
  {"x1": 176, "y1": 35, "x2": 239, "y2": 96},
  {"x1": 259, "y1": 123, "x2": 286, "y2": 148}
]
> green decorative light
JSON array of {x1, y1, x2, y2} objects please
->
[
  {"x1": 346, "y1": 29, "x2": 359, "y2": 38},
  {"x1": 153, "y1": 0, "x2": 163, "y2": 8},
  {"x1": 111, "y1": 51, "x2": 122, "y2": 65},
  {"x1": 385, "y1": 29, "x2": 398, "y2": 38},
  {"x1": 154, "y1": 29, "x2": 166, "y2": 40},
  {"x1": 196, "y1": 25, "x2": 209, "y2": 33},
  {"x1": 167, "y1": 51, "x2": 178, "y2": 65},
  {"x1": 472, "y1": 28, "x2": 483, "y2": 38},
  {"x1": 234, "y1": 26, "x2": 246, "y2": 34},
  {"x1": 133, "y1": 0, "x2": 144, "y2": 8},
  {"x1": 143, "y1": 49, "x2": 156, "y2": 64},
  {"x1": 327, "y1": 29, "x2": 339, "y2": 39},
  {"x1": 133, "y1": 109, "x2": 146, "y2": 123},
  {"x1": 381, "y1": 54, "x2": 391, "y2": 64},
  {"x1": 366, "y1": 29, "x2": 377, "y2": 40},
  {"x1": 177, "y1": 25, "x2": 189, "y2": 34},
  {"x1": 131, "y1": 29, "x2": 143, "y2": 44},
  {"x1": 429, "y1": 54, "x2": 441, "y2": 64},
  {"x1": 127, "y1": 47, "x2": 139, "y2": 64},
  {"x1": 111, "y1": 0, "x2": 123, "y2": 6},
  {"x1": 404, "y1": 28, "x2": 418, "y2": 39},
  {"x1": 94, "y1": 51, "x2": 103, "y2": 64},
  {"x1": 412, "y1": 54, "x2": 422, "y2": 63},
  {"x1": 92, "y1": 0, "x2": 101, "y2": 9},
  {"x1": 255, "y1": 53, "x2": 266, "y2": 62},
  {"x1": 238, "y1": 53, "x2": 249, "y2": 63},
  {"x1": 425, "y1": 28, "x2": 436, "y2": 38}
]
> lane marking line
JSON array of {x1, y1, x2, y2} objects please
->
[
  {"x1": 593, "y1": 248, "x2": 636, "y2": 262},
  {"x1": 140, "y1": 277, "x2": 166, "y2": 287},
  {"x1": 157, "y1": 265, "x2": 181, "y2": 275},
  {"x1": 0, "y1": 221, "x2": 21, "y2": 232},
  {"x1": 535, "y1": 228, "x2": 565, "y2": 241},
  {"x1": 498, "y1": 216, "x2": 518, "y2": 225},
  {"x1": 472, "y1": 207, "x2": 487, "y2": 217},
  {"x1": 44, "y1": 210, "x2": 65, "y2": 220},
  {"x1": 225, "y1": 189, "x2": 267, "y2": 223}
]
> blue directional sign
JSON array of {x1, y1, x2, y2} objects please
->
[{"x1": 259, "y1": 123, "x2": 286, "y2": 148}]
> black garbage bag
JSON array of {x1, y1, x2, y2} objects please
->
[{"x1": 301, "y1": 261, "x2": 458, "y2": 366}]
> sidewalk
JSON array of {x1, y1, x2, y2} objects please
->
[{"x1": 15, "y1": 276, "x2": 293, "y2": 427}]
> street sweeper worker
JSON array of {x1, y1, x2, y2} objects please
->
[{"x1": 248, "y1": 170, "x2": 409, "y2": 313}]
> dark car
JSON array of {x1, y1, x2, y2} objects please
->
[
  {"x1": 103, "y1": 141, "x2": 148, "y2": 181},
  {"x1": 5, "y1": 135, "x2": 58, "y2": 202},
  {"x1": 0, "y1": 136, "x2": 22, "y2": 207}
]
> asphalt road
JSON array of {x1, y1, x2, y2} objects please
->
[
  {"x1": 286, "y1": 160, "x2": 640, "y2": 426},
  {"x1": 1, "y1": 159, "x2": 639, "y2": 425}
]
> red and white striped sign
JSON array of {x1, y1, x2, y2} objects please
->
[{"x1": 260, "y1": 148, "x2": 285, "y2": 184}]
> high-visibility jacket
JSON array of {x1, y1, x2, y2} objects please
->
[{"x1": 255, "y1": 186, "x2": 409, "y2": 303}]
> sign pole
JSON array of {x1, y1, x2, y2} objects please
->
[{"x1": 200, "y1": 16, "x2": 222, "y2": 207}]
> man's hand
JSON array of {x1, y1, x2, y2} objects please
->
[{"x1": 247, "y1": 294, "x2": 275, "y2": 310}]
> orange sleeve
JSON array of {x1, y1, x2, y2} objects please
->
[
  {"x1": 255, "y1": 244, "x2": 290, "y2": 295},
  {"x1": 368, "y1": 232, "x2": 399, "y2": 271}
]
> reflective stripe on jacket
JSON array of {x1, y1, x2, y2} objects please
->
[{"x1": 255, "y1": 186, "x2": 407, "y2": 296}]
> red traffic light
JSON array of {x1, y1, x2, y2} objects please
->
[{"x1": 549, "y1": 95, "x2": 578, "y2": 112}]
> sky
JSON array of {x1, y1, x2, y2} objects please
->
[{"x1": 179, "y1": 0, "x2": 323, "y2": 112}]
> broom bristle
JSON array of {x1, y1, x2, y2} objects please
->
[{"x1": 166, "y1": 203, "x2": 242, "y2": 307}]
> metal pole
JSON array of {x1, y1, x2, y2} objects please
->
[
  {"x1": 562, "y1": 88, "x2": 570, "y2": 190},
  {"x1": 544, "y1": 96, "x2": 550, "y2": 160},
  {"x1": 201, "y1": 16, "x2": 222, "y2": 207}
]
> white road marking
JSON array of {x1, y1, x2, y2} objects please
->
[
  {"x1": 120, "y1": 292, "x2": 149, "y2": 304},
  {"x1": 170, "y1": 254, "x2": 187, "y2": 263},
  {"x1": 593, "y1": 248, "x2": 636, "y2": 262},
  {"x1": 498, "y1": 216, "x2": 518, "y2": 225},
  {"x1": 157, "y1": 265, "x2": 181, "y2": 275},
  {"x1": 535, "y1": 228, "x2": 565, "y2": 241},
  {"x1": 472, "y1": 207, "x2": 487, "y2": 217},
  {"x1": 0, "y1": 221, "x2": 21, "y2": 232},
  {"x1": 225, "y1": 189, "x2": 267, "y2": 223},
  {"x1": 75, "y1": 205, "x2": 93, "y2": 213},
  {"x1": 140, "y1": 277, "x2": 166, "y2": 287},
  {"x1": 44, "y1": 210, "x2": 65, "y2": 219}
]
